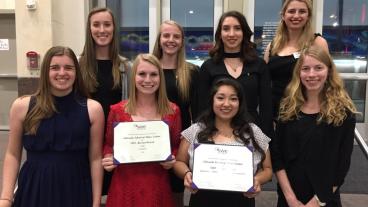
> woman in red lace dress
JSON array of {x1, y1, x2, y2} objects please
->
[{"x1": 102, "y1": 53, "x2": 181, "y2": 207}]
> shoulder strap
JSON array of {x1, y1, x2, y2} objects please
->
[
  {"x1": 119, "y1": 56, "x2": 131, "y2": 100},
  {"x1": 314, "y1": 33, "x2": 322, "y2": 40}
]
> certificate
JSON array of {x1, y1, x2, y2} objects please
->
[
  {"x1": 192, "y1": 143, "x2": 254, "y2": 192},
  {"x1": 113, "y1": 121, "x2": 172, "y2": 164}
]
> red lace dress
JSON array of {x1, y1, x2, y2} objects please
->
[{"x1": 103, "y1": 100, "x2": 182, "y2": 207}]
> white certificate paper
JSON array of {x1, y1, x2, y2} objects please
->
[
  {"x1": 192, "y1": 143, "x2": 254, "y2": 192},
  {"x1": 113, "y1": 121, "x2": 172, "y2": 164}
]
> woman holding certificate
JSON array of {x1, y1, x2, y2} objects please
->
[
  {"x1": 102, "y1": 53, "x2": 181, "y2": 207},
  {"x1": 0, "y1": 46, "x2": 104, "y2": 207},
  {"x1": 271, "y1": 46, "x2": 357, "y2": 207},
  {"x1": 174, "y1": 78, "x2": 272, "y2": 207}
]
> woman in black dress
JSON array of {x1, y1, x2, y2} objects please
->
[
  {"x1": 197, "y1": 11, "x2": 273, "y2": 138},
  {"x1": 263, "y1": 0, "x2": 329, "y2": 119},
  {"x1": 152, "y1": 20, "x2": 199, "y2": 207},
  {"x1": 0, "y1": 46, "x2": 104, "y2": 207},
  {"x1": 271, "y1": 46, "x2": 357, "y2": 207},
  {"x1": 79, "y1": 7, "x2": 131, "y2": 195}
]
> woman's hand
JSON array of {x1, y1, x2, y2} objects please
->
[
  {"x1": 160, "y1": 155, "x2": 176, "y2": 170},
  {"x1": 183, "y1": 171, "x2": 198, "y2": 194},
  {"x1": 243, "y1": 177, "x2": 261, "y2": 198},
  {"x1": 286, "y1": 197, "x2": 305, "y2": 207},
  {"x1": 101, "y1": 154, "x2": 117, "y2": 172}
]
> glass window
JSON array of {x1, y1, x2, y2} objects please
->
[
  {"x1": 344, "y1": 80, "x2": 366, "y2": 122},
  {"x1": 323, "y1": 0, "x2": 368, "y2": 122},
  {"x1": 323, "y1": 0, "x2": 368, "y2": 73},
  {"x1": 254, "y1": 0, "x2": 281, "y2": 56},
  {"x1": 170, "y1": 0, "x2": 214, "y2": 62},
  {"x1": 117, "y1": 0, "x2": 149, "y2": 59}
]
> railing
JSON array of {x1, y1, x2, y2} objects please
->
[{"x1": 355, "y1": 127, "x2": 368, "y2": 160}]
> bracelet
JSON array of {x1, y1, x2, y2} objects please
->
[
  {"x1": 183, "y1": 170, "x2": 191, "y2": 178},
  {"x1": 0, "y1": 198, "x2": 13, "y2": 203}
]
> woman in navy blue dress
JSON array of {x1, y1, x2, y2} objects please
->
[{"x1": 0, "y1": 46, "x2": 104, "y2": 207}]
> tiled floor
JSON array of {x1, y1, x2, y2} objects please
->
[{"x1": 1, "y1": 130, "x2": 367, "y2": 206}]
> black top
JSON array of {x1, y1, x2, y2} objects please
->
[
  {"x1": 268, "y1": 54, "x2": 297, "y2": 118},
  {"x1": 271, "y1": 111, "x2": 356, "y2": 203},
  {"x1": 163, "y1": 64, "x2": 199, "y2": 131},
  {"x1": 268, "y1": 33, "x2": 322, "y2": 118},
  {"x1": 197, "y1": 57, "x2": 273, "y2": 138},
  {"x1": 91, "y1": 60, "x2": 122, "y2": 120}
]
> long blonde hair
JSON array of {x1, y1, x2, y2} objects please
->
[
  {"x1": 24, "y1": 46, "x2": 88, "y2": 134},
  {"x1": 79, "y1": 7, "x2": 121, "y2": 93},
  {"x1": 271, "y1": 0, "x2": 315, "y2": 55},
  {"x1": 125, "y1": 54, "x2": 173, "y2": 116},
  {"x1": 152, "y1": 20, "x2": 195, "y2": 101},
  {"x1": 279, "y1": 46, "x2": 357, "y2": 126}
]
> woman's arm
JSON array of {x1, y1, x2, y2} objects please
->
[
  {"x1": 173, "y1": 138, "x2": 197, "y2": 193},
  {"x1": 276, "y1": 170, "x2": 305, "y2": 207},
  {"x1": 313, "y1": 36, "x2": 329, "y2": 53},
  {"x1": 87, "y1": 99, "x2": 104, "y2": 207},
  {"x1": 102, "y1": 104, "x2": 119, "y2": 172},
  {"x1": 243, "y1": 149, "x2": 272, "y2": 198},
  {"x1": 0, "y1": 97, "x2": 29, "y2": 207}
]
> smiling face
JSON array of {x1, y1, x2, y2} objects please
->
[
  {"x1": 221, "y1": 16, "x2": 243, "y2": 53},
  {"x1": 49, "y1": 55, "x2": 76, "y2": 96},
  {"x1": 213, "y1": 85, "x2": 240, "y2": 122},
  {"x1": 159, "y1": 23, "x2": 183, "y2": 57},
  {"x1": 282, "y1": 0, "x2": 309, "y2": 31},
  {"x1": 135, "y1": 60, "x2": 160, "y2": 96},
  {"x1": 90, "y1": 11, "x2": 114, "y2": 47},
  {"x1": 300, "y1": 55, "x2": 328, "y2": 94}
]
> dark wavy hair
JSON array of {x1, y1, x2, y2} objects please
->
[
  {"x1": 197, "y1": 78, "x2": 266, "y2": 169},
  {"x1": 209, "y1": 10, "x2": 258, "y2": 63}
]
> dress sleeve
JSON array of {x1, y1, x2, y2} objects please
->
[
  {"x1": 333, "y1": 113, "x2": 356, "y2": 187},
  {"x1": 170, "y1": 104, "x2": 182, "y2": 156},
  {"x1": 181, "y1": 123, "x2": 201, "y2": 144},
  {"x1": 103, "y1": 105, "x2": 118, "y2": 156},
  {"x1": 197, "y1": 61, "x2": 212, "y2": 117},
  {"x1": 258, "y1": 60, "x2": 274, "y2": 138},
  {"x1": 251, "y1": 123, "x2": 271, "y2": 152},
  {"x1": 271, "y1": 121, "x2": 286, "y2": 172}
]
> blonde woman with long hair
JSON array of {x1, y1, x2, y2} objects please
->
[
  {"x1": 152, "y1": 20, "x2": 199, "y2": 206},
  {"x1": 271, "y1": 46, "x2": 357, "y2": 207},
  {"x1": 101, "y1": 54, "x2": 181, "y2": 207},
  {"x1": 264, "y1": 0, "x2": 329, "y2": 119}
]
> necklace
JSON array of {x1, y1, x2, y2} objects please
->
[
  {"x1": 224, "y1": 59, "x2": 242, "y2": 72},
  {"x1": 223, "y1": 51, "x2": 241, "y2": 58}
]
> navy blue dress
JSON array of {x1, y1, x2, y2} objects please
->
[{"x1": 13, "y1": 92, "x2": 92, "y2": 207}]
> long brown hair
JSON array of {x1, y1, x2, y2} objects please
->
[
  {"x1": 79, "y1": 7, "x2": 121, "y2": 93},
  {"x1": 24, "y1": 46, "x2": 88, "y2": 134},
  {"x1": 279, "y1": 46, "x2": 358, "y2": 126},
  {"x1": 125, "y1": 54, "x2": 173, "y2": 116},
  {"x1": 152, "y1": 20, "x2": 195, "y2": 101},
  {"x1": 210, "y1": 11, "x2": 257, "y2": 63}
]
